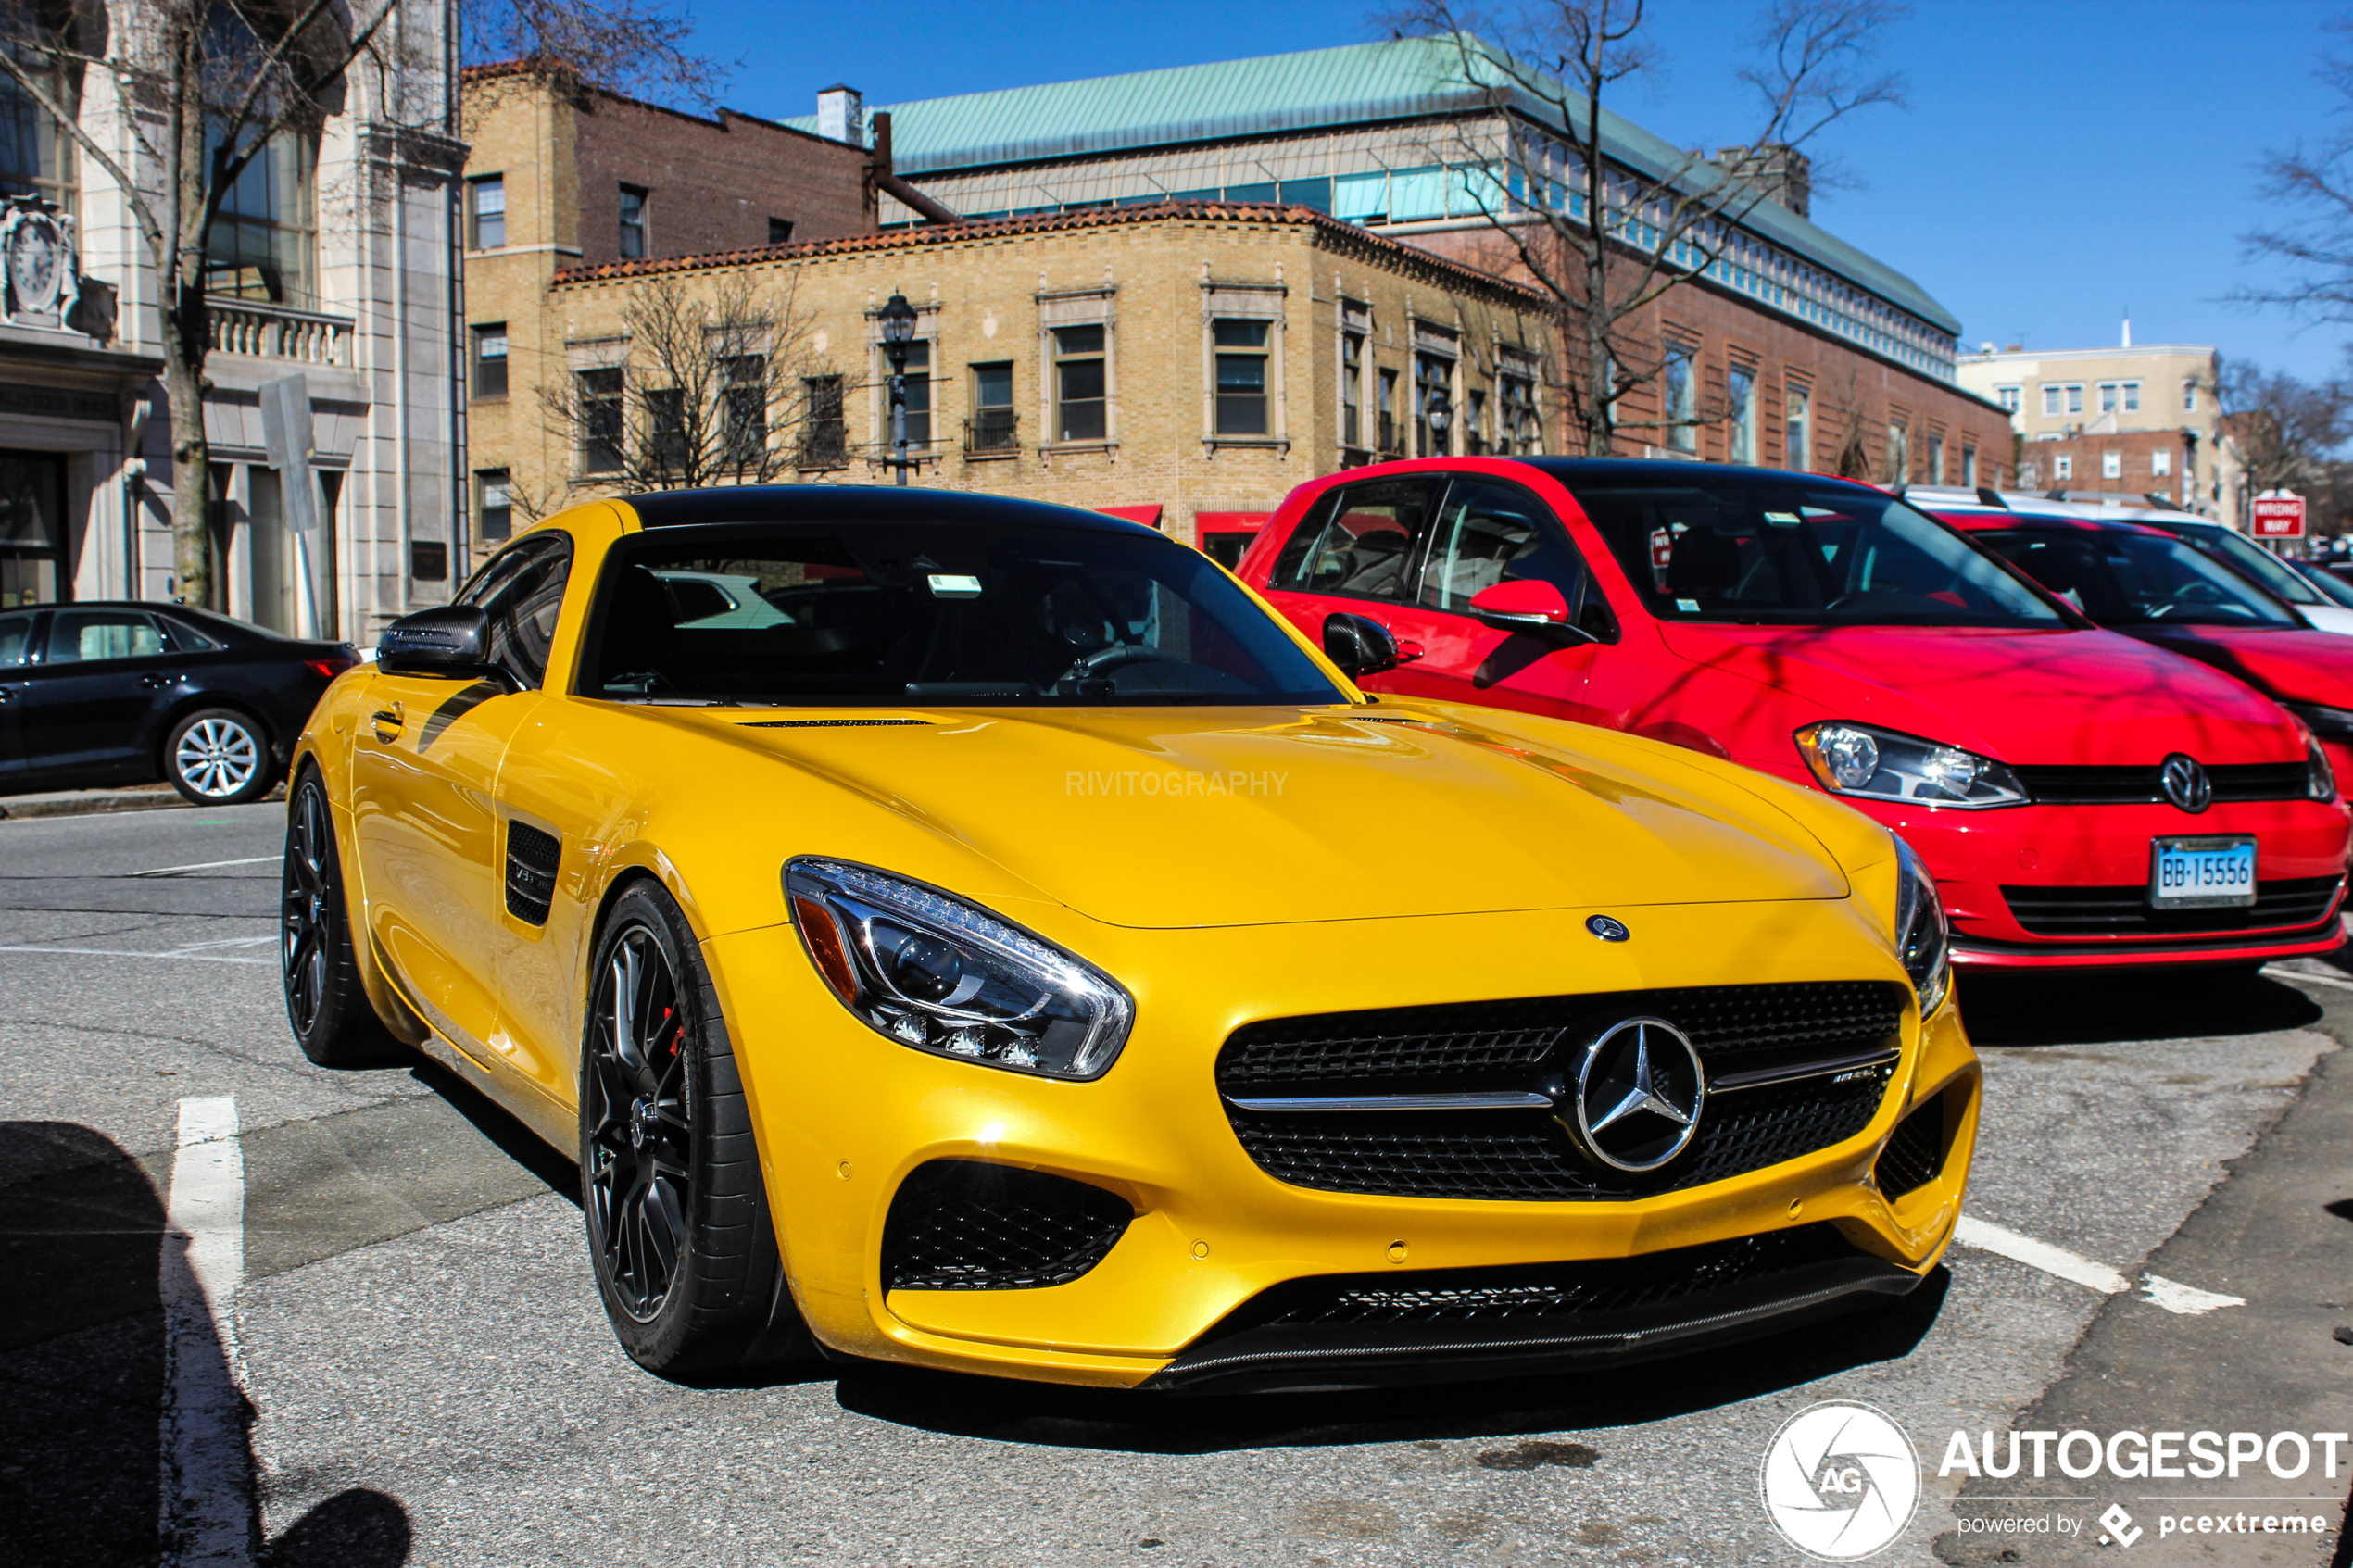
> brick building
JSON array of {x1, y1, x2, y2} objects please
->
[
  {"x1": 1956, "y1": 339, "x2": 2234, "y2": 518},
  {"x1": 2011, "y1": 428, "x2": 2198, "y2": 506}
]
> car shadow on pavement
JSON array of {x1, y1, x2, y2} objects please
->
[
  {"x1": 1957, "y1": 970, "x2": 2322, "y2": 1049},
  {"x1": 824, "y1": 1270, "x2": 1949, "y2": 1453},
  {"x1": 405, "y1": 1056, "x2": 581, "y2": 1204},
  {"x1": 0, "y1": 1120, "x2": 412, "y2": 1565}
]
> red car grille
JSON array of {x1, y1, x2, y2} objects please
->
[
  {"x1": 2000, "y1": 875, "x2": 2344, "y2": 937},
  {"x1": 2009, "y1": 760, "x2": 2309, "y2": 805}
]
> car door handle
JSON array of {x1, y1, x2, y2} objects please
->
[{"x1": 371, "y1": 704, "x2": 404, "y2": 741}]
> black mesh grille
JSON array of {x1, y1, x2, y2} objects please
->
[
  {"x1": 2010, "y1": 760, "x2": 2309, "y2": 805},
  {"x1": 2001, "y1": 875, "x2": 2342, "y2": 937},
  {"x1": 881, "y1": 1160, "x2": 1133, "y2": 1291},
  {"x1": 1217, "y1": 982, "x2": 1906, "y2": 1201},
  {"x1": 504, "y1": 822, "x2": 560, "y2": 925},
  {"x1": 1225, "y1": 1223, "x2": 1862, "y2": 1331},
  {"x1": 1875, "y1": 1097, "x2": 1947, "y2": 1199}
]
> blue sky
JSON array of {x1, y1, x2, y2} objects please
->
[{"x1": 673, "y1": 0, "x2": 2350, "y2": 379}]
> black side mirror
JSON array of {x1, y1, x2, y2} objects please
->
[
  {"x1": 1323, "y1": 612, "x2": 1400, "y2": 678},
  {"x1": 378, "y1": 606, "x2": 508, "y2": 684}
]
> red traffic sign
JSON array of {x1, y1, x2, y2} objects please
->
[{"x1": 2253, "y1": 493, "x2": 2307, "y2": 538}]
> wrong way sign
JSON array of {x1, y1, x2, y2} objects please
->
[{"x1": 2252, "y1": 491, "x2": 2307, "y2": 538}]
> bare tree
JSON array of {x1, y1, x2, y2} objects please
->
[
  {"x1": 2238, "y1": 20, "x2": 2353, "y2": 324},
  {"x1": 2208, "y1": 358, "x2": 2353, "y2": 516},
  {"x1": 0, "y1": 1, "x2": 721, "y2": 609},
  {"x1": 538, "y1": 271, "x2": 832, "y2": 496},
  {"x1": 1390, "y1": 0, "x2": 1904, "y2": 455}
]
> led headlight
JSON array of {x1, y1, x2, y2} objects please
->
[
  {"x1": 1794, "y1": 721, "x2": 2028, "y2": 809},
  {"x1": 1891, "y1": 834, "x2": 1951, "y2": 1017},
  {"x1": 785, "y1": 858, "x2": 1133, "y2": 1080},
  {"x1": 2282, "y1": 712, "x2": 2340, "y2": 801}
]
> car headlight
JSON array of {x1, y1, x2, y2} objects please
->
[
  {"x1": 2282, "y1": 712, "x2": 2339, "y2": 802},
  {"x1": 1891, "y1": 834, "x2": 1951, "y2": 1017},
  {"x1": 785, "y1": 858, "x2": 1134, "y2": 1080},
  {"x1": 1794, "y1": 721, "x2": 2028, "y2": 809}
]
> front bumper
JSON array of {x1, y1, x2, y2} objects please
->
[{"x1": 709, "y1": 895, "x2": 1980, "y2": 1389}]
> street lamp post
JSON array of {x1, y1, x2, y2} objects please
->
[
  {"x1": 1425, "y1": 388, "x2": 1453, "y2": 458},
  {"x1": 879, "y1": 292, "x2": 919, "y2": 487}
]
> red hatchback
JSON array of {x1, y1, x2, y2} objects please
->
[{"x1": 1237, "y1": 458, "x2": 2350, "y2": 972}]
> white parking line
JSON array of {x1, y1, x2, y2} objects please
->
[
  {"x1": 160, "y1": 1096, "x2": 251, "y2": 1566},
  {"x1": 130, "y1": 856, "x2": 278, "y2": 879},
  {"x1": 1956, "y1": 1215, "x2": 2246, "y2": 1316},
  {"x1": 2261, "y1": 963, "x2": 2353, "y2": 994},
  {"x1": 0, "y1": 945, "x2": 274, "y2": 966}
]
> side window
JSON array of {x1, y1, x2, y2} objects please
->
[
  {"x1": 459, "y1": 534, "x2": 573, "y2": 688},
  {"x1": 1417, "y1": 479, "x2": 1592, "y2": 618},
  {"x1": 157, "y1": 614, "x2": 222, "y2": 651},
  {"x1": 45, "y1": 609, "x2": 165, "y2": 663},
  {"x1": 0, "y1": 610, "x2": 34, "y2": 666},
  {"x1": 1266, "y1": 477, "x2": 1441, "y2": 604}
]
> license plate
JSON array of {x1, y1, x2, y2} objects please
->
[{"x1": 2150, "y1": 835, "x2": 2257, "y2": 909}]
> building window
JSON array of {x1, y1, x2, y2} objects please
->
[
  {"x1": 1786, "y1": 383, "x2": 1810, "y2": 470},
  {"x1": 1466, "y1": 389, "x2": 1487, "y2": 457},
  {"x1": 2097, "y1": 381, "x2": 2142, "y2": 415},
  {"x1": 1213, "y1": 320, "x2": 1271, "y2": 435},
  {"x1": 470, "y1": 176, "x2": 505, "y2": 249},
  {"x1": 2123, "y1": 381, "x2": 2141, "y2": 412},
  {"x1": 1414, "y1": 353, "x2": 1452, "y2": 456},
  {"x1": 1052, "y1": 324, "x2": 1107, "y2": 442},
  {"x1": 618, "y1": 183, "x2": 648, "y2": 258},
  {"x1": 205, "y1": 127, "x2": 316, "y2": 307},
  {"x1": 1885, "y1": 420, "x2": 1908, "y2": 483},
  {"x1": 2102, "y1": 449, "x2": 2121, "y2": 480},
  {"x1": 577, "y1": 368, "x2": 623, "y2": 473},
  {"x1": 645, "y1": 388, "x2": 687, "y2": 475},
  {"x1": 891, "y1": 339, "x2": 933, "y2": 449},
  {"x1": 1962, "y1": 442, "x2": 1979, "y2": 487},
  {"x1": 1726, "y1": 362, "x2": 1756, "y2": 463},
  {"x1": 1340, "y1": 332, "x2": 1364, "y2": 447},
  {"x1": 0, "y1": 56, "x2": 69, "y2": 212},
  {"x1": 2183, "y1": 379, "x2": 2198, "y2": 411},
  {"x1": 1927, "y1": 433, "x2": 1945, "y2": 484},
  {"x1": 968, "y1": 361, "x2": 1015, "y2": 451},
  {"x1": 2054, "y1": 452, "x2": 2074, "y2": 482},
  {"x1": 2153, "y1": 448, "x2": 2172, "y2": 477},
  {"x1": 1499, "y1": 373, "x2": 1536, "y2": 455},
  {"x1": 472, "y1": 324, "x2": 508, "y2": 399},
  {"x1": 1378, "y1": 367, "x2": 1400, "y2": 453},
  {"x1": 477, "y1": 470, "x2": 513, "y2": 542},
  {"x1": 2066, "y1": 383, "x2": 2083, "y2": 414},
  {"x1": 1996, "y1": 384, "x2": 2021, "y2": 412},
  {"x1": 768, "y1": 217, "x2": 793, "y2": 245},
  {"x1": 1662, "y1": 345, "x2": 1696, "y2": 452},
  {"x1": 721, "y1": 356, "x2": 767, "y2": 469},
  {"x1": 799, "y1": 375, "x2": 847, "y2": 467}
]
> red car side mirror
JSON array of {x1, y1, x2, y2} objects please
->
[{"x1": 1468, "y1": 579, "x2": 1570, "y2": 625}]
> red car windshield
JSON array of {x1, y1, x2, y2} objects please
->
[
  {"x1": 1974, "y1": 526, "x2": 2303, "y2": 629},
  {"x1": 1565, "y1": 475, "x2": 2065, "y2": 628}
]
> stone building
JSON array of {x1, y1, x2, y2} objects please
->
[
  {"x1": 799, "y1": 35, "x2": 2016, "y2": 486},
  {"x1": 476, "y1": 195, "x2": 1553, "y2": 566},
  {"x1": 0, "y1": 1, "x2": 464, "y2": 641}
]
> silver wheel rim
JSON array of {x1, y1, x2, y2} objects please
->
[{"x1": 176, "y1": 718, "x2": 259, "y2": 797}]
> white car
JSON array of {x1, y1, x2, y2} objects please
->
[{"x1": 651, "y1": 570, "x2": 795, "y2": 629}]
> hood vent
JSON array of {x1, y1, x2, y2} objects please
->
[
  {"x1": 505, "y1": 821, "x2": 560, "y2": 925},
  {"x1": 740, "y1": 718, "x2": 931, "y2": 729}
]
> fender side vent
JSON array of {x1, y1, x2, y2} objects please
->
[
  {"x1": 739, "y1": 718, "x2": 930, "y2": 728},
  {"x1": 505, "y1": 821, "x2": 560, "y2": 925}
]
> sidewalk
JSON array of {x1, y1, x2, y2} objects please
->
[{"x1": 0, "y1": 784, "x2": 189, "y2": 821}]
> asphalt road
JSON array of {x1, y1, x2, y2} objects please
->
[{"x1": 3, "y1": 802, "x2": 2349, "y2": 1567}]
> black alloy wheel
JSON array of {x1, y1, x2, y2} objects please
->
[
  {"x1": 281, "y1": 771, "x2": 405, "y2": 1067},
  {"x1": 580, "y1": 882, "x2": 813, "y2": 1374}
]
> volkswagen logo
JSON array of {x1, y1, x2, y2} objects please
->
[
  {"x1": 1586, "y1": 914, "x2": 1630, "y2": 942},
  {"x1": 1564, "y1": 1016, "x2": 1705, "y2": 1173},
  {"x1": 2160, "y1": 753, "x2": 2211, "y2": 814}
]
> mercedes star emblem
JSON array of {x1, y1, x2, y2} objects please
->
[
  {"x1": 1586, "y1": 914, "x2": 1630, "y2": 942},
  {"x1": 1566, "y1": 1016, "x2": 1705, "y2": 1173},
  {"x1": 2160, "y1": 753, "x2": 2211, "y2": 814}
]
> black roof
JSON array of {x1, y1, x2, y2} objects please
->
[{"x1": 620, "y1": 484, "x2": 1163, "y2": 539}]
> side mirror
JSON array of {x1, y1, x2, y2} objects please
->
[
  {"x1": 1469, "y1": 579, "x2": 1597, "y2": 645},
  {"x1": 1322, "y1": 612, "x2": 1400, "y2": 678},
  {"x1": 377, "y1": 606, "x2": 507, "y2": 684}
]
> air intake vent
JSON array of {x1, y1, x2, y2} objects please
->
[
  {"x1": 880, "y1": 1160, "x2": 1132, "y2": 1291},
  {"x1": 739, "y1": 718, "x2": 930, "y2": 729},
  {"x1": 505, "y1": 821, "x2": 560, "y2": 925},
  {"x1": 1874, "y1": 1094, "x2": 1950, "y2": 1199}
]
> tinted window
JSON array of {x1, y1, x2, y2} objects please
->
[
  {"x1": 46, "y1": 609, "x2": 165, "y2": 662},
  {"x1": 1268, "y1": 477, "x2": 1441, "y2": 603},
  {"x1": 1568, "y1": 474, "x2": 2064, "y2": 627},
  {"x1": 459, "y1": 533, "x2": 573, "y2": 687},
  {"x1": 1417, "y1": 478, "x2": 1592, "y2": 615},
  {"x1": 0, "y1": 610, "x2": 32, "y2": 666},
  {"x1": 1979, "y1": 527, "x2": 2301, "y2": 628},
  {"x1": 158, "y1": 615, "x2": 222, "y2": 651},
  {"x1": 581, "y1": 521, "x2": 1343, "y2": 708},
  {"x1": 2165, "y1": 523, "x2": 2325, "y2": 607}
]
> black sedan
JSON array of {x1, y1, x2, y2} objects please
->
[{"x1": 0, "y1": 601, "x2": 358, "y2": 804}]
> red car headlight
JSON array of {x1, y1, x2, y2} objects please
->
[{"x1": 1794, "y1": 721, "x2": 2029, "y2": 809}]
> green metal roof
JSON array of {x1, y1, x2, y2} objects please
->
[{"x1": 786, "y1": 35, "x2": 1959, "y2": 337}]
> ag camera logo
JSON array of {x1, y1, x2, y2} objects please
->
[{"x1": 1760, "y1": 1400, "x2": 1921, "y2": 1559}]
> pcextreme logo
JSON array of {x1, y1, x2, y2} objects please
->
[{"x1": 1760, "y1": 1401, "x2": 1922, "y2": 1560}]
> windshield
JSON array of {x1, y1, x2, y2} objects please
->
[
  {"x1": 2296, "y1": 559, "x2": 2353, "y2": 608},
  {"x1": 1976, "y1": 527, "x2": 2302, "y2": 628},
  {"x1": 1566, "y1": 475, "x2": 2065, "y2": 627},
  {"x1": 2165, "y1": 523, "x2": 2324, "y2": 607},
  {"x1": 580, "y1": 521, "x2": 1347, "y2": 707}
]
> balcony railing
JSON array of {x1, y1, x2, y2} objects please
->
[
  {"x1": 964, "y1": 408, "x2": 1018, "y2": 454},
  {"x1": 207, "y1": 298, "x2": 354, "y2": 367}
]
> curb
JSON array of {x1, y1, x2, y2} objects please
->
[{"x1": 0, "y1": 789, "x2": 191, "y2": 821}]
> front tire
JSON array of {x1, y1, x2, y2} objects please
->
[
  {"x1": 282, "y1": 771, "x2": 406, "y2": 1068},
  {"x1": 582, "y1": 881, "x2": 812, "y2": 1375},
  {"x1": 167, "y1": 707, "x2": 275, "y2": 805}
]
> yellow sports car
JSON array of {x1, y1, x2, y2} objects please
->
[{"x1": 283, "y1": 486, "x2": 1979, "y2": 1391}]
